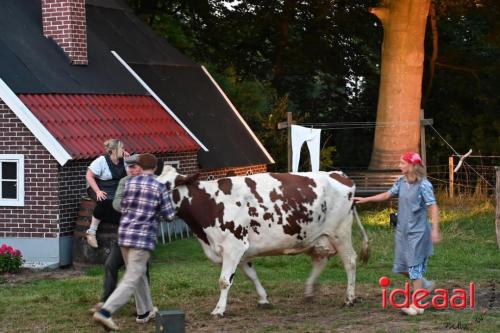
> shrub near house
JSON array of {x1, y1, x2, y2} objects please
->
[{"x1": 0, "y1": 243, "x2": 24, "y2": 274}]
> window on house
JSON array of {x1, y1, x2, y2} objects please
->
[
  {"x1": 0, "y1": 155, "x2": 24, "y2": 206},
  {"x1": 164, "y1": 161, "x2": 180, "y2": 170}
]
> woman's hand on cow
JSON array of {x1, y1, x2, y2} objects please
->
[
  {"x1": 96, "y1": 190, "x2": 107, "y2": 201},
  {"x1": 353, "y1": 197, "x2": 369, "y2": 204}
]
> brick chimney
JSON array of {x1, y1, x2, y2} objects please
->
[{"x1": 42, "y1": 0, "x2": 88, "y2": 65}]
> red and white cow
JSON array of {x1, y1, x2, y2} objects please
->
[{"x1": 157, "y1": 167, "x2": 369, "y2": 316}]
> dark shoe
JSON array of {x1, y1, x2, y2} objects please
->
[
  {"x1": 93, "y1": 310, "x2": 119, "y2": 331},
  {"x1": 136, "y1": 307, "x2": 158, "y2": 324}
]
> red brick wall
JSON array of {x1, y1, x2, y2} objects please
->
[
  {"x1": 58, "y1": 159, "x2": 88, "y2": 237},
  {"x1": 162, "y1": 151, "x2": 200, "y2": 176},
  {"x1": 42, "y1": 0, "x2": 88, "y2": 65},
  {"x1": 0, "y1": 100, "x2": 60, "y2": 239},
  {"x1": 57, "y1": 151, "x2": 200, "y2": 236},
  {"x1": 199, "y1": 164, "x2": 268, "y2": 180}
]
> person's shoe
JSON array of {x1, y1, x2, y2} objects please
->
[
  {"x1": 93, "y1": 310, "x2": 119, "y2": 331},
  {"x1": 89, "y1": 302, "x2": 103, "y2": 314},
  {"x1": 136, "y1": 306, "x2": 158, "y2": 324},
  {"x1": 401, "y1": 305, "x2": 418, "y2": 316},
  {"x1": 401, "y1": 304, "x2": 424, "y2": 316},
  {"x1": 86, "y1": 230, "x2": 98, "y2": 248},
  {"x1": 423, "y1": 278, "x2": 436, "y2": 292}
]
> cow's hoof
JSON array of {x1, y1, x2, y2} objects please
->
[
  {"x1": 304, "y1": 295, "x2": 314, "y2": 303},
  {"x1": 257, "y1": 302, "x2": 273, "y2": 309},
  {"x1": 211, "y1": 308, "x2": 225, "y2": 318},
  {"x1": 341, "y1": 300, "x2": 355, "y2": 308},
  {"x1": 211, "y1": 312, "x2": 224, "y2": 318}
]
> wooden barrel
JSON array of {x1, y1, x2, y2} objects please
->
[{"x1": 72, "y1": 196, "x2": 119, "y2": 269}]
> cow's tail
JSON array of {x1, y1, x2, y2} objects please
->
[{"x1": 353, "y1": 206, "x2": 370, "y2": 264}]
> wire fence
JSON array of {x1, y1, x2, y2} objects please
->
[
  {"x1": 157, "y1": 218, "x2": 193, "y2": 245},
  {"x1": 427, "y1": 156, "x2": 499, "y2": 197}
]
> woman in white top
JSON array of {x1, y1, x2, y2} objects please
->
[{"x1": 86, "y1": 139, "x2": 128, "y2": 248}]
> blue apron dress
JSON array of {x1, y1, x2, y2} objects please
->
[{"x1": 391, "y1": 177, "x2": 434, "y2": 273}]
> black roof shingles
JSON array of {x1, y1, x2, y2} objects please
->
[
  {"x1": 0, "y1": 0, "x2": 273, "y2": 168},
  {"x1": 0, "y1": 0, "x2": 145, "y2": 94}
]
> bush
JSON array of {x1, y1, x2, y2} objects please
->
[{"x1": 0, "y1": 244, "x2": 24, "y2": 274}]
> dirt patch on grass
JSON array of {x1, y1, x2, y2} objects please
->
[
  {"x1": 170, "y1": 281, "x2": 498, "y2": 333},
  {"x1": 2, "y1": 268, "x2": 497, "y2": 332},
  {"x1": 177, "y1": 284, "x2": 440, "y2": 332},
  {"x1": 0, "y1": 267, "x2": 83, "y2": 284}
]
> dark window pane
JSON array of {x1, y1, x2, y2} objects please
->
[
  {"x1": 2, "y1": 162, "x2": 17, "y2": 180},
  {"x1": 2, "y1": 181, "x2": 17, "y2": 199}
]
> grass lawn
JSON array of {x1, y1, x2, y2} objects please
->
[{"x1": 0, "y1": 198, "x2": 499, "y2": 332}]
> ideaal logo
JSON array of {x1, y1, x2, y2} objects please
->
[{"x1": 379, "y1": 276, "x2": 475, "y2": 309}]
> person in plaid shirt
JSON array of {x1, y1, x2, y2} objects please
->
[{"x1": 93, "y1": 153, "x2": 176, "y2": 331}]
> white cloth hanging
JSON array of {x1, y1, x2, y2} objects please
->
[{"x1": 291, "y1": 125, "x2": 321, "y2": 172}]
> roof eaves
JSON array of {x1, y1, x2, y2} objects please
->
[
  {"x1": 200, "y1": 66, "x2": 275, "y2": 164},
  {"x1": 0, "y1": 79, "x2": 72, "y2": 166}
]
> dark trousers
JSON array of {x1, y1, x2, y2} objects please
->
[{"x1": 100, "y1": 241, "x2": 151, "y2": 303}]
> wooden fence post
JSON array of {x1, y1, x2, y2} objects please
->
[
  {"x1": 495, "y1": 167, "x2": 500, "y2": 249},
  {"x1": 449, "y1": 156, "x2": 454, "y2": 198},
  {"x1": 287, "y1": 112, "x2": 292, "y2": 172}
]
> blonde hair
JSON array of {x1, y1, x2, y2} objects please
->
[
  {"x1": 103, "y1": 139, "x2": 123, "y2": 155},
  {"x1": 406, "y1": 163, "x2": 426, "y2": 183}
]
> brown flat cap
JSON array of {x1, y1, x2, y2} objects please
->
[{"x1": 137, "y1": 153, "x2": 158, "y2": 170}]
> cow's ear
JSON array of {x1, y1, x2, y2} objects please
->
[{"x1": 175, "y1": 173, "x2": 200, "y2": 187}]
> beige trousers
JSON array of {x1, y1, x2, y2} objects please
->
[{"x1": 102, "y1": 248, "x2": 154, "y2": 316}]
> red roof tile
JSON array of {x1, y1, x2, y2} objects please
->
[{"x1": 18, "y1": 94, "x2": 199, "y2": 159}]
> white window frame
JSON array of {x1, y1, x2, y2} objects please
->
[
  {"x1": 0, "y1": 154, "x2": 24, "y2": 206},
  {"x1": 163, "y1": 160, "x2": 180, "y2": 171}
]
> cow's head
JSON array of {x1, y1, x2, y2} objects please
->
[{"x1": 157, "y1": 165, "x2": 200, "y2": 188}]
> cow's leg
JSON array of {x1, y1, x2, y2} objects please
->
[
  {"x1": 304, "y1": 256, "x2": 328, "y2": 302},
  {"x1": 211, "y1": 242, "x2": 247, "y2": 316},
  {"x1": 329, "y1": 217, "x2": 357, "y2": 306},
  {"x1": 239, "y1": 261, "x2": 270, "y2": 307},
  {"x1": 199, "y1": 240, "x2": 222, "y2": 264}
]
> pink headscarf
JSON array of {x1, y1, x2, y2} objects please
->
[{"x1": 401, "y1": 152, "x2": 423, "y2": 165}]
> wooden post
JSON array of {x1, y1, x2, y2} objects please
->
[
  {"x1": 420, "y1": 109, "x2": 426, "y2": 168},
  {"x1": 287, "y1": 111, "x2": 292, "y2": 172},
  {"x1": 449, "y1": 156, "x2": 454, "y2": 198},
  {"x1": 496, "y1": 167, "x2": 500, "y2": 249},
  {"x1": 420, "y1": 111, "x2": 433, "y2": 171}
]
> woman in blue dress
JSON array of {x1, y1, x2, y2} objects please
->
[{"x1": 354, "y1": 152, "x2": 441, "y2": 315}]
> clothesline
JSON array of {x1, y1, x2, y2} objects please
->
[
  {"x1": 291, "y1": 123, "x2": 496, "y2": 191},
  {"x1": 299, "y1": 121, "x2": 423, "y2": 130}
]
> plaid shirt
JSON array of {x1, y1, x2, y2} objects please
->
[{"x1": 118, "y1": 174, "x2": 176, "y2": 251}]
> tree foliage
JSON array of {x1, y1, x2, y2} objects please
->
[
  {"x1": 424, "y1": 0, "x2": 500, "y2": 162},
  {"x1": 128, "y1": 0, "x2": 499, "y2": 170}
]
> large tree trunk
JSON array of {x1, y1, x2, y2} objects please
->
[{"x1": 369, "y1": 0, "x2": 430, "y2": 170}]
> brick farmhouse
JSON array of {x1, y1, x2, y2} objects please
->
[{"x1": 0, "y1": 0, "x2": 273, "y2": 267}]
